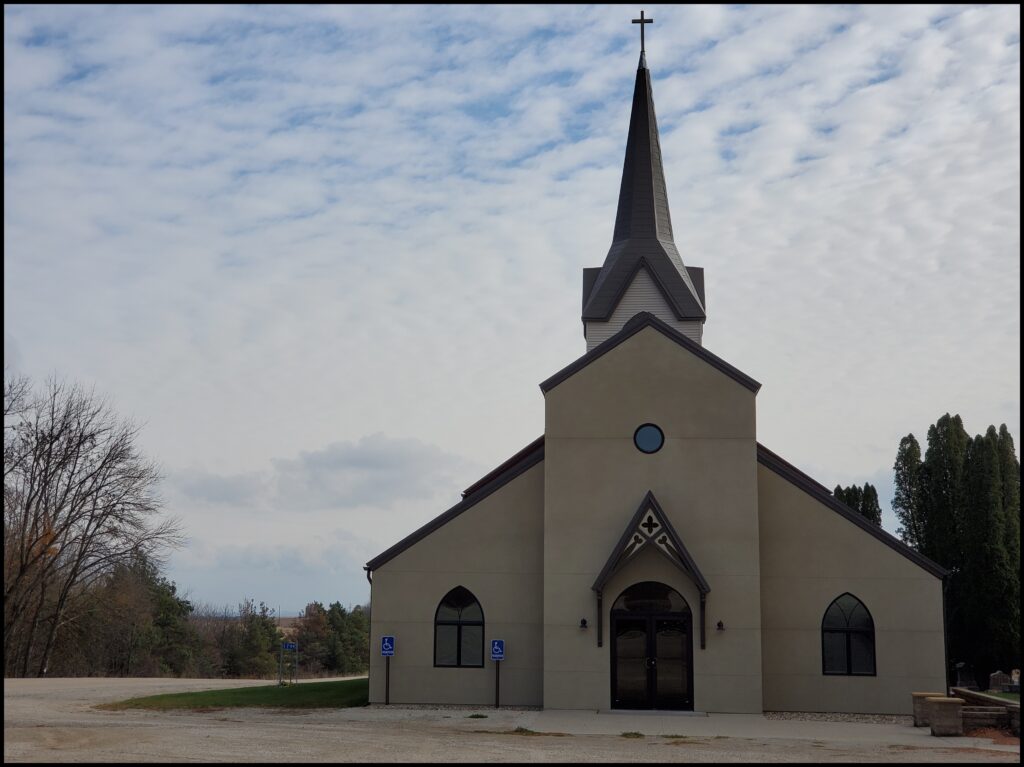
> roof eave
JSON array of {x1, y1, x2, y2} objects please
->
[
  {"x1": 543, "y1": 312, "x2": 760, "y2": 395},
  {"x1": 756, "y1": 443, "x2": 949, "y2": 579},
  {"x1": 365, "y1": 440, "x2": 544, "y2": 573}
]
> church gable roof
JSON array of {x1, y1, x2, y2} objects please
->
[
  {"x1": 364, "y1": 437, "x2": 544, "y2": 575},
  {"x1": 582, "y1": 55, "x2": 705, "y2": 323},
  {"x1": 592, "y1": 490, "x2": 710, "y2": 595},
  {"x1": 756, "y1": 443, "x2": 948, "y2": 579},
  {"x1": 540, "y1": 311, "x2": 761, "y2": 394}
]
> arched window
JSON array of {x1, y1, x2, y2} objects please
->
[
  {"x1": 434, "y1": 586, "x2": 484, "y2": 668},
  {"x1": 821, "y1": 593, "x2": 875, "y2": 676}
]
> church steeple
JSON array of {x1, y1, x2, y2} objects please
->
[
  {"x1": 612, "y1": 50, "x2": 676, "y2": 244},
  {"x1": 581, "y1": 16, "x2": 706, "y2": 350}
]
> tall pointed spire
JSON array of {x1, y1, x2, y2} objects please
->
[
  {"x1": 612, "y1": 52, "x2": 675, "y2": 243},
  {"x1": 581, "y1": 29, "x2": 705, "y2": 332}
]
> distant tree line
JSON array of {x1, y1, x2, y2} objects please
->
[
  {"x1": 4, "y1": 372, "x2": 369, "y2": 679},
  {"x1": 292, "y1": 601, "x2": 370, "y2": 676},
  {"x1": 11, "y1": 549, "x2": 371, "y2": 678}
]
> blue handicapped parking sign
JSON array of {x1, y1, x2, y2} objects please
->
[
  {"x1": 490, "y1": 639, "x2": 505, "y2": 661},
  {"x1": 381, "y1": 636, "x2": 395, "y2": 656}
]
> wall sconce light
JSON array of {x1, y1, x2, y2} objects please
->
[
  {"x1": 579, "y1": 618, "x2": 588, "y2": 630},
  {"x1": 716, "y1": 620, "x2": 725, "y2": 631}
]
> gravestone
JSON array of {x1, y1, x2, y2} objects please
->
[
  {"x1": 955, "y1": 662, "x2": 979, "y2": 691},
  {"x1": 989, "y1": 670, "x2": 1012, "y2": 691}
]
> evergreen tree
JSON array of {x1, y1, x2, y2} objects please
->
[
  {"x1": 833, "y1": 483, "x2": 880, "y2": 524},
  {"x1": 860, "y1": 484, "x2": 882, "y2": 525},
  {"x1": 920, "y1": 414, "x2": 970, "y2": 571},
  {"x1": 223, "y1": 600, "x2": 280, "y2": 678},
  {"x1": 295, "y1": 602, "x2": 331, "y2": 673},
  {"x1": 893, "y1": 434, "x2": 924, "y2": 547},
  {"x1": 959, "y1": 429, "x2": 1011, "y2": 686},
  {"x1": 834, "y1": 484, "x2": 860, "y2": 511},
  {"x1": 897, "y1": 415, "x2": 1020, "y2": 688},
  {"x1": 920, "y1": 414, "x2": 970, "y2": 684},
  {"x1": 996, "y1": 425, "x2": 1021, "y2": 668}
]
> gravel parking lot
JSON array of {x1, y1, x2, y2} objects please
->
[{"x1": 4, "y1": 678, "x2": 1019, "y2": 762}]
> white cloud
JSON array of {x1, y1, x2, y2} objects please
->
[{"x1": 4, "y1": 4, "x2": 1019, "y2": 610}]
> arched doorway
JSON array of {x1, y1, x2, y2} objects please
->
[{"x1": 610, "y1": 581, "x2": 693, "y2": 710}]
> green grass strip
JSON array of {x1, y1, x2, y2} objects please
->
[
  {"x1": 100, "y1": 678, "x2": 369, "y2": 711},
  {"x1": 986, "y1": 691, "x2": 1020, "y2": 702}
]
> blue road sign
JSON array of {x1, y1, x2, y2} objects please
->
[
  {"x1": 490, "y1": 639, "x2": 505, "y2": 661},
  {"x1": 381, "y1": 635, "x2": 395, "y2": 656},
  {"x1": 283, "y1": 642, "x2": 297, "y2": 651}
]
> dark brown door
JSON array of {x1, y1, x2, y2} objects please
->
[
  {"x1": 612, "y1": 617, "x2": 649, "y2": 708},
  {"x1": 653, "y1": 617, "x2": 691, "y2": 709},
  {"x1": 611, "y1": 613, "x2": 693, "y2": 710}
]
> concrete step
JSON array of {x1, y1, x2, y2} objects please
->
[{"x1": 962, "y1": 708, "x2": 1010, "y2": 729}]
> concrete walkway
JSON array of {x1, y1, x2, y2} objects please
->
[
  {"x1": 362, "y1": 705, "x2": 1019, "y2": 755},
  {"x1": 524, "y1": 709, "x2": 1017, "y2": 751}
]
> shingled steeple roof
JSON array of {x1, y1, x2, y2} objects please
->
[{"x1": 582, "y1": 52, "x2": 705, "y2": 322}]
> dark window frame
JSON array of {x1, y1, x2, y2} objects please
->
[
  {"x1": 633, "y1": 423, "x2": 664, "y2": 454},
  {"x1": 433, "y1": 586, "x2": 485, "y2": 669},
  {"x1": 821, "y1": 592, "x2": 876, "y2": 677}
]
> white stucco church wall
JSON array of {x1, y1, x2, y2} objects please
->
[{"x1": 364, "y1": 22, "x2": 948, "y2": 715}]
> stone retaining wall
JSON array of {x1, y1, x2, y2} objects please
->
[{"x1": 950, "y1": 687, "x2": 1020, "y2": 736}]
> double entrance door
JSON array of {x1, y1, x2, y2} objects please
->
[{"x1": 611, "y1": 613, "x2": 693, "y2": 710}]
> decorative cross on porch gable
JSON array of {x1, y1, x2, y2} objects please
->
[{"x1": 591, "y1": 490, "x2": 710, "y2": 650}]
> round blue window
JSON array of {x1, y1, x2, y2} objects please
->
[{"x1": 634, "y1": 424, "x2": 664, "y2": 454}]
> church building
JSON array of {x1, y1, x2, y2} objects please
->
[{"x1": 364, "y1": 21, "x2": 947, "y2": 714}]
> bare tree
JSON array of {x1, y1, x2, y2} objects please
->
[{"x1": 3, "y1": 375, "x2": 183, "y2": 676}]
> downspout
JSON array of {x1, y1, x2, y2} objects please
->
[{"x1": 942, "y1": 573, "x2": 950, "y2": 692}]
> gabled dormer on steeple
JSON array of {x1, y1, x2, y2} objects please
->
[{"x1": 582, "y1": 45, "x2": 706, "y2": 351}]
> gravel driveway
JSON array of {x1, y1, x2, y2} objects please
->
[{"x1": 4, "y1": 678, "x2": 1019, "y2": 763}]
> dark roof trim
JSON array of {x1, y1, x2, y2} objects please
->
[
  {"x1": 541, "y1": 311, "x2": 761, "y2": 394},
  {"x1": 582, "y1": 267, "x2": 602, "y2": 313},
  {"x1": 604, "y1": 256, "x2": 688, "y2": 322},
  {"x1": 461, "y1": 436, "x2": 544, "y2": 498},
  {"x1": 686, "y1": 266, "x2": 705, "y2": 310},
  {"x1": 582, "y1": 239, "x2": 706, "y2": 322},
  {"x1": 365, "y1": 440, "x2": 544, "y2": 573},
  {"x1": 592, "y1": 490, "x2": 710, "y2": 594},
  {"x1": 756, "y1": 443, "x2": 948, "y2": 579}
]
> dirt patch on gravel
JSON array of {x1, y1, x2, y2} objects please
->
[{"x1": 965, "y1": 727, "x2": 1020, "y2": 747}]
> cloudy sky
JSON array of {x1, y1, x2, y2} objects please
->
[{"x1": 4, "y1": 4, "x2": 1020, "y2": 615}]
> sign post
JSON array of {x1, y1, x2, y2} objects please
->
[
  {"x1": 490, "y1": 639, "x2": 505, "y2": 709},
  {"x1": 282, "y1": 641, "x2": 298, "y2": 684},
  {"x1": 381, "y1": 636, "x2": 395, "y2": 705}
]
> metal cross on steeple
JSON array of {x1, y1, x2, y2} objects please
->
[{"x1": 632, "y1": 10, "x2": 653, "y2": 54}]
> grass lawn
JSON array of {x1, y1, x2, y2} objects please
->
[
  {"x1": 101, "y1": 677, "x2": 368, "y2": 711},
  {"x1": 986, "y1": 691, "x2": 1020, "y2": 702}
]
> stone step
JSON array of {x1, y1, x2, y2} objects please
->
[
  {"x1": 963, "y1": 706, "x2": 1008, "y2": 714},
  {"x1": 962, "y1": 708, "x2": 1010, "y2": 729}
]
